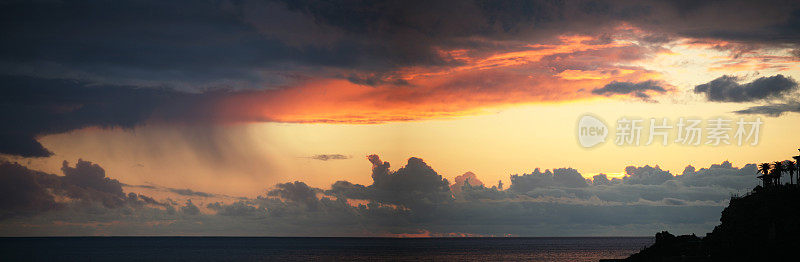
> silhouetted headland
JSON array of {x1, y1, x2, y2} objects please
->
[{"x1": 617, "y1": 150, "x2": 800, "y2": 261}]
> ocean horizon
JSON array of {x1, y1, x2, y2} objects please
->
[{"x1": 0, "y1": 236, "x2": 653, "y2": 261}]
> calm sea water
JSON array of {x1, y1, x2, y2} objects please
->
[{"x1": 0, "y1": 237, "x2": 653, "y2": 261}]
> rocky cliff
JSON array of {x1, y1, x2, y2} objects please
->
[{"x1": 626, "y1": 185, "x2": 800, "y2": 261}]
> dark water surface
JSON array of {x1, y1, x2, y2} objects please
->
[{"x1": 0, "y1": 237, "x2": 653, "y2": 261}]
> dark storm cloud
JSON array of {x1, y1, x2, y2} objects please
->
[
  {"x1": 591, "y1": 80, "x2": 667, "y2": 100},
  {"x1": 1, "y1": 0, "x2": 799, "y2": 158},
  {"x1": 275, "y1": 0, "x2": 800, "y2": 60},
  {"x1": 0, "y1": 75, "x2": 204, "y2": 157},
  {"x1": 280, "y1": 0, "x2": 800, "y2": 42},
  {"x1": 693, "y1": 75, "x2": 799, "y2": 102},
  {"x1": 0, "y1": 0, "x2": 459, "y2": 86},
  {"x1": 0, "y1": 0, "x2": 305, "y2": 87},
  {"x1": 674, "y1": 5, "x2": 800, "y2": 44},
  {"x1": 2, "y1": 0, "x2": 798, "y2": 89}
]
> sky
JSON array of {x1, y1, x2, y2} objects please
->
[{"x1": 1, "y1": 0, "x2": 800, "y2": 237}]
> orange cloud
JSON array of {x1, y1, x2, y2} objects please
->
[{"x1": 204, "y1": 33, "x2": 667, "y2": 124}]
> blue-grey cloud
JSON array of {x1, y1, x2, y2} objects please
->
[
  {"x1": 734, "y1": 101, "x2": 800, "y2": 117},
  {"x1": 267, "y1": 181, "x2": 321, "y2": 208},
  {"x1": 180, "y1": 200, "x2": 201, "y2": 216},
  {"x1": 0, "y1": 159, "x2": 160, "y2": 219},
  {"x1": 592, "y1": 80, "x2": 667, "y2": 100},
  {"x1": 0, "y1": 155, "x2": 761, "y2": 236},
  {"x1": 509, "y1": 167, "x2": 588, "y2": 194},
  {"x1": 327, "y1": 155, "x2": 452, "y2": 211},
  {"x1": 694, "y1": 75, "x2": 799, "y2": 102}
]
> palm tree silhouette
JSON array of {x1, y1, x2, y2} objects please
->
[
  {"x1": 786, "y1": 161, "x2": 797, "y2": 185},
  {"x1": 773, "y1": 161, "x2": 785, "y2": 186},
  {"x1": 758, "y1": 163, "x2": 772, "y2": 187},
  {"x1": 793, "y1": 152, "x2": 800, "y2": 185}
]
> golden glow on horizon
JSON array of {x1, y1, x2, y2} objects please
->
[
  {"x1": 14, "y1": 28, "x2": 800, "y2": 199},
  {"x1": 25, "y1": 100, "x2": 800, "y2": 198}
]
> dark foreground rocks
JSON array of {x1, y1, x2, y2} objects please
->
[{"x1": 624, "y1": 186, "x2": 800, "y2": 261}]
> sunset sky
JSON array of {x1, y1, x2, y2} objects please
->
[{"x1": 2, "y1": 0, "x2": 800, "y2": 236}]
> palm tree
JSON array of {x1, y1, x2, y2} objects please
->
[
  {"x1": 786, "y1": 161, "x2": 797, "y2": 185},
  {"x1": 794, "y1": 160, "x2": 800, "y2": 184},
  {"x1": 773, "y1": 161, "x2": 785, "y2": 186},
  {"x1": 793, "y1": 155, "x2": 800, "y2": 184},
  {"x1": 758, "y1": 163, "x2": 772, "y2": 187},
  {"x1": 769, "y1": 169, "x2": 778, "y2": 186}
]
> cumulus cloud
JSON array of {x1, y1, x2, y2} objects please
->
[
  {"x1": 450, "y1": 172, "x2": 484, "y2": 195},
  {"x1": 678, "y1": 161, "x2": 757, "y2": 190},
  {"x1": 592, "y1": 80, "x2": 668, "y2": 101},
  {"x1": 509, "y1": 167, "x2": 588, "y2": 194},
  {"x1": 0, "y1": 161, "x2": 60, "y2": 219},
  {"x1": 693, "y1": 75, "x2": 799, "y2": 102},
  {"x1": 207, "y1": 200, "x2": 265, "y2": 217},
  {"x1": 328, "y1": 155, "x2": 452, "y2": 211},
  {"x1": 0, "y1": 155, "x2": 762, "y2": 236},
  {"x1": 267, "y1": 181, "x2": 321, "y2": 208},
  {"x1": 61, "y1": 159, "x2": 124, "y2": 197},
  {"x1": 180, "y1": 200, "x2": 201, "y2": 216},
  {"x1": 0, "y1": 159, "x2": 160, "y2": 219},
  {"x1": 623, "y1": 165, "x2": 674, "y2": 185},
  {"x1": 591, "y1": 174, "x2": 621, "y2": 186}
]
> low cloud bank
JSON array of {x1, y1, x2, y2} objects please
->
[{"x1": 0, "y1": 155, "x2": 758, "y2": 236}]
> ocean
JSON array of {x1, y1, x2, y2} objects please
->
[{"x1": 0, "y1": 237, "x2": 653, "y2": 261}]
